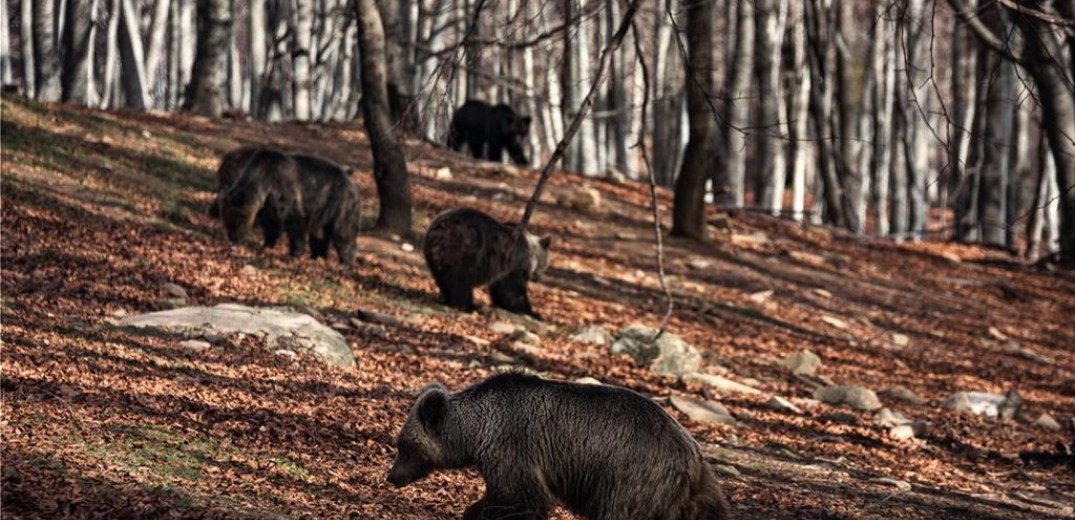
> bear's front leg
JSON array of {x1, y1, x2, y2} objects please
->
[
  {"x1": 284, "y1": 215, "x2": 307, "y2": 258},
  {"x1": 489, "y1": 273, "x2": 540, "y2": 320}
]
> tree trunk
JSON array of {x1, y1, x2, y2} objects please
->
[
  {"x1": 901, "y1": 0, "x2": 931, "y2": 240},
  {"x1": 248, "y1": 0, "x2": 266, "y2": 114},
  {"x1": 976, "y1": 19, "x2": 1015, "y2": 248},
  {"x1": 33, "y1": 0, "x2": 62, "y2": 101},
  {"x1": 145, "y1": 0, "x2": 171, "y2": 94},
  {"x1": 947, "y1": 4, "x2": 978, "y2": 233},
  {"x1": 20, "y1": 0, "x2": 35, "y2": 97},
  {"x1": 890, "y1": 101, "x2": 909, "y2": 238},
  {"x1": 804, "y1": 0, "x2": 846, "y2": 227},
  {"x1": 0, "y1": 0, "x2": 11, "y2": 87},
  {"x1": 61, "y1": 0, "x2": 98, "y2": 105},
  {"x1": 118, "y1": 0, "x2": 151, "y2": 109},
  {"x1": 714, "y1": 0, "x2": 753, "y2": 208},
  {"x1": 184, "y1": 0, "x2": 231, "y2": 117},
  {"x1": 1025, "y1": 137, "x2": 1057, "y2": 260},
  {"x1": 835, "y1": 0, "x2": 862, "y2": 232},
  {"x1": 464, "y1": 0, "x2": 480, "y2": 99},
  {"x1": 787, "y1": 0, "x2": 809, "y2": 222},
  {"x1": 872, "y1": 7, "x2": 896, "y2": 236},
  {"x1": 671, "y1": 0, "x2": 716, "y2": 240},
  {"x1": 608, "y1": 0, "x2": 631, "y2": 177},
  {"x1": 356, "y1": 0, "x2": 412, "y2": 234},
  {"x1": 754, "y1": 0, "x2": 787, "y2": 215},
  {"x1": 101, "y1": 0, "x2": 120, "y2": 108},
  {"x1": 652, "y1": 0, "x2": 684, "y2": 188},
  {"x1": 292, "y1": 0, "x2": 313, "y2": 120}
]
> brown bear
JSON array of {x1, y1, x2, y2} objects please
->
[
  {"x1": 387, "y1": 372, "x2": 732, "y2": 520},
  {"x1": 422, "y1": 208, "x2": 550, "y2": 318},
  {"x1": 213, "y1": 146, "x2": 361, "y2": 264},
  {"x1": 219, "y1": 149, "x2": 308, "y2": 257},
  {"x1": 448, "y1": 100, "x2": 532, "y2": 166}
]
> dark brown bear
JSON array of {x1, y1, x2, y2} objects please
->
[
  {"x1": 387, "y1": 372, "x2": 732, "y2": 520},
  {"x1": 448, "y1": 100, "x2": 532, "y2": 166},
  {"x1": 219, "y1": 149, "x2": 308, "y2": 257},
  {"x1": 213, "y1": 146, "x2": 361, "y2": 264},
  {"x1": 422, "y1": 208, "x2": 550, "y2": 318}
]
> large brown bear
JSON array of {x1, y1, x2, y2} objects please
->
[
  {"x1": 212, "y1": 145, "x2": 361, "y2": 264},
  {"x1": 447, "y1": 100, "x2": 532, "y2": 166},
  {"x1": 217, "y1": 148, "x2": 361, "y2": 264},
  {"x1": 422, "y1": 208, "x2": 551, "y2": 318},
  {"x1": 387, "y1": 372, "x2": 733, "y2": 520}
]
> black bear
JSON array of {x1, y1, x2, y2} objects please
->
[
  {"x1": 448, "y1": 100, "x2": 532, "y2": 166},
  {"x1": 213, "y1": 146, "x2": 361, "y2": 264},
  {"x1": 422, "y1": 208, "x2": 551, "y2": 318},
  {"x1": 387, "y1": 372, "x2": 732, "y2": 520}
]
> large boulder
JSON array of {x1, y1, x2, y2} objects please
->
[
  {"x1": 119, "y1": 303, "x2": 356, "y2": 368},
  {"x1": 610, "y1": 324, "x2": 701, "y2": 376}
]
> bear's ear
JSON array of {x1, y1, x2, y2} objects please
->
[
  {"x1": 415, "y1": 384, "x2": 449, "y2": 430},
  {"x1": 539, "y1": 235, "x2": 552, "y2": 250}
]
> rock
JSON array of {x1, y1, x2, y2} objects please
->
[
  {"x1": 615, "y1": 231, "x2": 638, "y2": 241},
  {"x1": 178, "y1": 339, "x2": 211, "y2": 351},
  {"x1": 749, "y1": 290, "x2": 774, "y2": 303},
  {"x1": 890, "y1": 333, "x2": 911, "y2": 349},
  {"x1": 401, "y1": 243, "x2": 415, "y2": 252},
  {"x1": 779, "y1": 350, "x2": 821, "y2": 376},
  {"x1": 814, "y1": 386, "x2": 883, "y2": 411},
  {"x1": 575, "y1": 377, "x2": 603, "y2": 386},
  {"x1": 682, "y1": 373, "x2": 762, "y2": 396},
  {"x1": 889, "y1": 425, "x2": 917, "y2": 440},
  {"x1": 730, "y1": 232, "x2": 769, "y2": 247},
  {"x1": 610, "y1": 324, "x2": 701, "y2": 376},
  {"x1": 239, "y1": 265, "x2": 258, "y2": 277},
  {"x1": 109, "y1": 308, "x2": 130, "y2": 318},
  {"x1": 434, "y1": 166, "x2": 453, "y2": 180},
  {"x1": 988, "y1": 326, "x2": 1008, "y2": 341},
  {"x1": 486, "y1": 351, "x2": 516, "y2": 364},
  {"x1": 786, "y1": 250, "x2": 828, "y2": 267},
  {"x1": 274, "y1": 349, "x2": 298, "y2": 358},
  {"x1": 998, "y1": 389, "x2": 1023, "y2": 421},
  {"x1": 820, "y1": 315, "x2": 849, "y2": 330},
  {"x1": 687, "y1": 257, "x2": 712, "y2": 270},
  {"x1": 604, "y1": 165, "x2": 628, "y2": 183},
  {"x1": 943, "y1": 391, "x2": 1006, "y2": 418},
  {"x1": 871, "y1": 478, "x2": 912, "y2": 491},
  {"x1": 490, "y1": 321, "x2": 520, "y2": 335},
  {"x1": 1002, "y1": 342, "x2": 1055, "y2": 365},
  {"x1": 509, "y1": 329, "x2": 541, "y2": 346},
  {"x1": 163, "y1": 283, "x2": 188, "y2": 299},
  {"x1": 879, "y1": 386, "x2": 926, "y2": 406},
  {"x1": 713, "y1": 464, "x2": 741, "y2": 477},
  {"x1": 355, "y1": 309, "x2": 403, "y2": 326},
  {"x1": 765, "y1": 396, "x2": 802, "y2": 414},
  {"x1": 557, "y1": 185, "x2": 602, "y2": 212},
  {"x1": 570, "y1": 325, "x2": 613, "y2": 346},
  {"x1": 874, "y1": 408, "x2": 912, "y2": 428},
  {"x1": 813, "y1": 288, "x2": 833, "y2": 299},
  {"x1": 510, "y1": 342, "x2": 541, "y2": 358},
  {"x1": 1032, "y1": 413, "x2": 1062, "y2": 431},
  {"x1": 119, "y1": 304, "x2": 355, "y2": 368},
  {"x1": 157, "y1": 297, "x2": 187, "y2": 310},
  {"x1": 939, "y1": 251, "x2": 962, "y2": 264},
  {"x1": 670, "y1": 395, "x2": 738, "y2": 426}
]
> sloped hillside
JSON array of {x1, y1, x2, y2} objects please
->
[{"x1": 2, "y1": 97, "x2": 1073, "y2": 519}]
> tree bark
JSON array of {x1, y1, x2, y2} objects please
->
[
  {"x1": 873, "y1": 4, "x2": 896, "y2": 236},
  {"x1": 787, "y1": 0, "x2": 810, "y2": 222},
  {"x1": 356, "y1": 0, "x2": 412, "y2": 234},
  {"x1": 901, "y1": 0, "x2": 932, "y2": 240},
  {"x1": 184, "y1": 0, "x2": 231, "y2": 117},
  {"x1": 248, "y1": 0, "x2": 266, "y2": 114},
  {"x1": 976, "y1": 12, "x2": 1015, "y2": 248},
  {"x1": 20, "y1": 0, "x2": 35, "y2": 97},
  {"x1": 118, "y1": 0, "x2": 151, "y2": 109},
  {"x1": 804, "y1": 0, "x2": 846, "y2": 227},
  {"x1": 714, "y1": 0, "x2": 753, "y2": 208},
  {"x1": 754, "y1": 0, "x2": 787, "y2": 215},
  {"x1": 671, "y1": 0, "x2": 716, "y2": 240},
  {"x1": 292, "y1": 0, "x2": 313, "y2": 120},
  {"x1": 1, "y1": 0, "x2": 14, "y2": 87},
  {"x1": 61, "y1": 0, "x2": 98, "y2": 105},
  {"x1": 835, "y1": 0, "x2": 862, "y2": 232},
  {"x1": 33, "y1": 0, "x2": 62, "y2": 101},
  {"x1": 145, "y1": 0, "x2": 172, "y2": 93}
]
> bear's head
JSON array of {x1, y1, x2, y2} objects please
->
[
  {"x1": 220, "y1": 188, "x2": 260, "y2": 243},
  {"x1": 524, "y1": 233, "x2": 553, "y2": 282},
  {"x1": 387, "y1": 384, "x2": 454, "y2": 488}
]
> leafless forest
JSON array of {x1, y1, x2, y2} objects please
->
[{"x1": 3, "y1": 0, "x2": 1073, "y2": 258}]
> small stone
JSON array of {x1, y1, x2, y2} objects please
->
[
  {"x1": 401, "y1": 243, "x2": 415, "y2": 252},
  {"x1": 786, "y1": 250, "x2": 827, "y2": 267},
  {"x1": 434, "y1": 167, "x2": 453, "y2": 180},
  {"x1": 821, "y1": 315, "x2": 849, "y2": 330},
  {"x1": 240, "y1": 265, "x2": 258, "y2": 276},
  {"x1": 462, "y1": 335, "x2": 490, "y2": 347},
  {"x1": 274, "y1": 349, "x2": 297, "y2": 358},
  {"x1": 202, "y1": 331, "x2": 229, "y2": 344},
  {"x1": 157, "y1": 297, "x2": 187, "y2": 310},
  {"x1": 461, "y1": 194, "x2": 479, "y2": 202},
  {"x1": 687, "y1": 258, "x2": 712, "y2": 270},
  {"x1": 575, "y1": 377, "x2": 603, "y2": 385},
  {"x1": 611, "y1": 324, "x2": 701, "y2": 376},
  {"x1": 682, "y1": 373, "x2": 762, "y2": 396},
  {"x1": 509, "y1": 329, "x2": 540, "y2": 346},
  {"x1": 890, "y1": 333, "x2": 911, "y2": 349},
  {"x1": 713, "y1": 464, "x2": 741, "y2": 477},
  {"x1": 557, "y1": 185, "x2": 602, "y2": 212},
  {"x1": 988, "y1": 326, "x2": 1009, "y2": 341},
  {"x1": 179, "y1": 339, "x2": 211, "y2": 351},
  {"x1": 163, "y1": 283, "x2": 188, "y2": 299},
  {"x1": 109, "y1": 308, "x2": 130, "y2": 318},
  {"x1": 813, "y1": 288, "x2": 833, "y2": 298},
  {"x1": 943, "y1": 391, "x2": 1005, "y2": 418},
  {"x1": 615, "y1": 231, "x2": 638, "y2": 241},
  {"x1": 779, "y1": 350, "x2": 821, "y2": 376},
  {"x1": 1032, "y1": 413, "x2": 1061, "y2": 431},
  {"x1": 871, "y1": 478, "x2": 912, "y2": 491},
  {"x1": 815, "y1": 386, "x2": 883, "y2": 411},
  {"x1": 490, "y1": 321, "x2": 519, "y2": 335},
  {"x1": 570, "y1": 325, "x2": 613, "y2": 346},
  {"x1": 730, "y1": 232, "x2": 769, "y2": 246},
  {"x1": 749, "y1": 290, "x2": 774, "y2": 303},
  {"x1": 355, "y1": 309, "x2": 403, "y2": 326},
  {"x1": 765, "y1": 396, "x2": 802, "y2": 414},
  {"x1": 874, "y1": 408, "x2": 912, "y2": 427},
  {"x1": 670, "y1": 395, "x2": 738, "y2": 426},
  {"x1": 486, "y1": 351, "x2": 516, "y2": 364},
  {"x1": 939, "y1": 251, "x2": 962, "y2": 264},
  {"x1": 879, "y1": 386, "x2": 926, "y2": 406},
  {"x1": 889, "y1": 424, "x2": 917, "y2": 440}
]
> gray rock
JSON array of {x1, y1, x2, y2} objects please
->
[
  {"x1": 686, "y1": 258, "x2": 712, "y2": 270},
  {"x1": 489, "y1": 321, "x2": 520, "y2": 335},
  {"x1": 943, "y1": 391, "x2": 1012, "y2": 418},
  {"x1": 239, "y1": 265, "x2": 258, "y2": 276},
  {"x1": 890, "y1": 333, "x2": 911, "y2": 349},
  {"x1": 611, "y1": 324, "x2": 701, "y2": 376},
  {"x1": 713, "y1": 464, "x2": 741, "y2": 477},
  {"x1": 274, "y1": 349, "x2": 298, "y2": 358},
  {"x1": 119, "y1": 303, "x2": 355, "y2": 368},
  {"x1": 157, "y1": 297, "x2": 187, "y2": 310},
  {"x1": 682, "y1": 373, "x2": 762, "y2": 396},
  {"x1": 570, "y1": 325, "x2": 613, "y2": 346},
  {"x1": 874, "y1": 408, "x2": 912, "y2": 427},
  {"x1": 998, "y1": 389, "x2": 1023, "y2": 421},
  {"x1": 779, "y1": 350, "x2": 821, "y2": 376},
  {"x1": 1032, "y1": 413, "x2": 1061, "y2": 431},
  {"x1": 670, "y1": 395, "x2": 738, "y2": 426},
  {"x1": 889, "y1": 422, "x2": 928, "y2": 440},
  {"x1": 434, "y1": 166, "x2": 453, "y2": 180},
  {"x1": 178, "y1": 339, "x2": 211, "y2": 351},
  {"x1": 163, "y1": 283, "x2": 188, "y2": 299},
  {"x1": 748, "y1": 290, "x2": 774, "y2": 303},
  {"x1": 574, "y1": 377, "x2": 603, "y2": 385},
  {"x1": 814, "y1": 386, "x2": 883, "y2": 411},
  {"x1": 879, "y1": 386, "x2": 926, "y2": 406},
  {"x1": 509, "y1": 329, "x2": 541, "y2": 346},
  {"x1": 765, "y1": 396, "x2": 802, "y2": 414},
  {"x1": 820, "y1": 315, "x2": 849, "y2": 330}
]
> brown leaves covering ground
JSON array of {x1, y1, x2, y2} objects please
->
[{"x1": 2, "y1": 97, "x2": 1073, "y2": 519}]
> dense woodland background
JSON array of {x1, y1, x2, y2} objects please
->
[{"x1": 2, "y1": 0, "x2": 1073, "y2": 259}]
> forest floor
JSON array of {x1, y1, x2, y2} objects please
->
[{"x1": 2, "y1": 96, "x2": 1073, "y2": 519}]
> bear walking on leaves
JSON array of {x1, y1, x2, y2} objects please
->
[
  {"x1": 388, "y1": 372, "x2": 732, "y2": 520},
  {"x1": 448, "y1": 100, "x2": 533, "y2": 166}
]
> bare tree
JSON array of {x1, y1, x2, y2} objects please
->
[
  {"x1": 184, "y1": 0, "x2": 231, "y2": 116},
  {"x1": 19, "y1": 0, "x2": 35, "y2": 97},
  {"x1": 293, "y1": 0, "x2": 313, "y2": 119},
  {"x1": 715, "y1": 0, "x2": 753, "y2": 208},
  {"x1": 118, "y1": 0, "x2": 151, "y2": 109},
  {"x1": 1, "y1": 0, "x2": 15, "y2": 87},
  {"x1": 786, "y1": 0, "x2": 810, "y2": 222},
  {"x1": 671, "y1": 0, "x2": 716, "y2": 240},
  {"x1": 33, "y1": 0, "x2": 62, "y2": 101},
  {"x1": 145, "y1": 0, "x2": 172, "y2": 94},
  {"x1": 61, "y1": 0, "x2": 98, "y2": 105},
  {"x1": 356, "y1": 0, "x2": 412, "y2": 234},
  {"x1": 754, "y1": 0, "x2": 788, "y2": 215}
]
